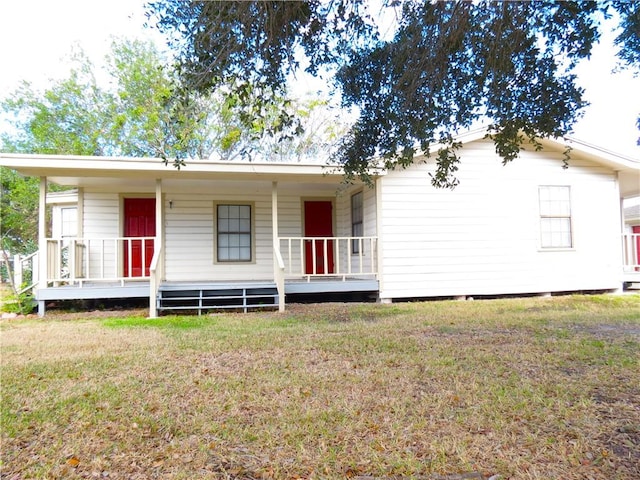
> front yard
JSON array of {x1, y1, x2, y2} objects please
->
[{"x1": 1, "y1": 294, "x2": 639, "y2": 479}]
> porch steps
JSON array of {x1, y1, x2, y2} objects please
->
[{"x1": 157, "y1": 282, "x2": 279, "y2": 315}]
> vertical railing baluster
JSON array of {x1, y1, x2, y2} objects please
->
[
  {"x1": 323, "y1": 238, "x2": 328, "y2": 274},
  {"x1": 299, "y1": 238, "x2": 304, "y2": 276}
]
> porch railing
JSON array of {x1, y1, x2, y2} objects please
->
[
  {"x1": 277, "y1": 236, "x2": 378, "y2": 280},
  {"x1": 622, "y1": 233, "x2": 640, "y2": 272},
  {"x1": 1, "y1": 251, "x2": 38, "y2": 294},
  {"x1": 149, "y1": 243, "x2": 164, "y2": 317},
  {"x1": 44, "y1": 237, "x2": 155, "y2": 286}
]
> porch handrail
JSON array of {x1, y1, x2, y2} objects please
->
[
  {"x1": 273, "y1": 244, "x2": 285, "y2": 311},
  {"x1": 44, "y1": 236, "x2": 155, "y2": 285},
  {"x1": 622, "y1": 233, "x2": 639, "y2": 271},
  {"x1": 274, "y1": 244, "x2": 285, "y2": 270},
  {"x1": 277, "y1": 236, "x2": 378, "y2": 279},
  {"x1": 149, "y1": 243, "x2": 163, "y2": 318},
  {"x1": 1, "y1": 251, "x2": 39, "y2": 296},
  {"x1": 16, "y1": 251, "x2": 39, "y2": 294}
]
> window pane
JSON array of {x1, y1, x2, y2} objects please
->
[
  {"x1": 351, "y1": 191, "x2": 364, "y2": 253},
  {"x1": 216, "y1": 204, "x2": 252, "y2": 261},
  {"x1": 539, "y1": 186, "x2": 570, "y2": 217},
  {"x1": 61, "y1": 207, "x2": 77, "y2": 237},
  {"x1": 539, "y1": 186, "x2": 572, "y2": 248},
  {"x1": 351, "y1": 192, "x2": 363, "y2": 223},
  {"x1": 540, "y1": 218, "x2": 572, "y2": 248},
  {"x1": 239, "y1": 247, "x2": 251, "y2": 261}
]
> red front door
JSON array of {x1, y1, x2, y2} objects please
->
[
  {"x1": 304, "y1": 201, "x2": 334, "y2": 274},
  {"x1": 124, "y1": 198, "x2": 156, "y2": 277}
]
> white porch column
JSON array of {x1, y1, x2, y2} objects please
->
[
  {"x1": 615, "y1": 173, "x2": 625, "y2": 293},
  {"x1": 155, "y1": 179, "x2": 163, "y2": 271},
  {"x1": 76, "y1": 188, "x2": 84, "y2": 238},
  {"x1": 272, "y1": 181, "x2": 285, "y2": 311},
  {"x1": 37, "y1": 177, "x2": 47, "y2": 316},
  {"x1": 149, "y1": 179, "x2": 163, "y2": 318},
  {"x1": 375, "y1": 176, "x2": 388, "y2": 304}
]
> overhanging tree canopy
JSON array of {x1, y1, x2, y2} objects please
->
[
  {"x1": 0, "y1": 37, "x2": 347, "y2": 252},
  {"x1": 149, "y1": 0, "x2": 640, "y2": 187}
]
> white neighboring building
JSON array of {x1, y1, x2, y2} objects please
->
[
  {"x1": 624, "y1": 204, "x2": 640, "y2": 233},
  {"x1": 1, "y1": 131, "x2": 639, "y2": 316}
]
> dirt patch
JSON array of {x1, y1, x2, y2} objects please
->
[{"x1": 570, "y1": 324, "x2": 640, "y2": 339}]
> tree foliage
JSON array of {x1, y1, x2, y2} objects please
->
[
  {"x1": 149, "y1": 0, "x2": 640, "y2": 187},
  {"x1": 1, "y1": 37, "x2": 345, "y2": 163},
  {"x1": 0, "y1": 39, "x2": 209, "y2": 159},
  {"x1": 0, "y1": 37, "x2": 349, "y2": 251},
  {"x1": 0, "y1": 168, "x2": 40, "y2": 254}
]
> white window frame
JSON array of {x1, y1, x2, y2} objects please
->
[
  {"x1": 214, "y1": 203, "x2": 254, "y2": 263},
  {"x1": 60, "y1": 206, "x2": 78, "y2": 238},
  {"x1": 351, "y1": 191, "x2": 364, "y2": 254},
  {"x1": 538, "y1": 185, "x2": 573, "y2": 249}
]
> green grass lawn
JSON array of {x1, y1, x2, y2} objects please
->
[{"x1": 1, "y1": 294, "x2": 639, "y2": 479}]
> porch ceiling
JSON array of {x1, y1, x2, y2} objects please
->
[
  {"x1": 619, "y1": 170, "x2": 640, "y2": 198},
  {"x1": 40, "y1": 177, "x2": 353, "y2": 193},
  {"x1": 0, "y1": 153, "x2": 372, "y2": 189}
]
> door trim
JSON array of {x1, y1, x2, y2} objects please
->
[
  {"x1": 121, "y1": 196, "x2": 156, "y2": 278},
  {"x1": 302, "y1": 198, "x2": 335, "y2": 275}
]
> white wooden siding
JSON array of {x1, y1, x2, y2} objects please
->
[
  {"x1": 334, "y1": 185, "x2": 377, "y2": 276},
  {"x1": 378, "y1": 139, "x2": 622, "y2": 299},
  {"x1": 163, "y1": 184, "x2": 338, "y2": 282},
  {"x1": 82, "y1": 193, "x2": 120, "y2": 278}
]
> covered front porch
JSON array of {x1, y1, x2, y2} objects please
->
[
  {"x1": 32, "y1": 232, "x2": 379, "y2": 316},
  {"x1": 19, "y1": 160, "x2": 381, "y2": 315},
  {"x1": 622, "y1": 232, "x2": 640, "y2": 286}
]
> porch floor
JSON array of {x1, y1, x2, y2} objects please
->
[
  {"x1": 35, "y1": 277, "x2": 380, "y2": 302},
  {"x1": 36, "y1": 282, "x2": 150, "y2": 301}
]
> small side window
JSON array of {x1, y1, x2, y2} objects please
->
[
  {"x1": 60, "y1": 207, "x2": 78, "y2": 238},
  {"x1": 216, "y1": 204, "x2": 252, "y2": 262},
  {"x1": 539, "y1": 186, "x2": 572, "y2": 248},
  {"x1": 351, "y1": 191, "x2": 363, "y2": 253}
]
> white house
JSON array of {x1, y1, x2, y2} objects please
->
[
  {"x1": 625, "y1": 204, "x2": 640, "y2": 233},
  {"x1": 2, "y1": 131, "x2": 639, "y2": 316}
]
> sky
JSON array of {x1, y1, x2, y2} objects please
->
[{"x1": 0, "y1": 0, "x2": 638, "y2": 160}]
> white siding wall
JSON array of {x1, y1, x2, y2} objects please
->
[
  {"x1": 82, "y1": 193, "x2": 120, "y2": 278},
  {"x1": 163, "y1": 184, "x2": 342, "y2": 282},
  {"x1": 378, "y1": 139, "x2": 622, "y2": 299},
  {"x1": 80, "y1": 183, "x2": 363, "y2": 283},
  {"x1": 335, "y1": 185, "x2": 378, "y2": 275},
  {"x1": 164, "y1": 190, "x2": 273, "y2": 282}
]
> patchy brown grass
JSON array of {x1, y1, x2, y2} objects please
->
[{"x1": 1, "y1": 294, "x2": 639, "y2": 479}]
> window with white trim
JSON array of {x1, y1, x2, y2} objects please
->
[
  {"x1": 216, "y1": 204, "x2": 252, "y2": 262},
  {"x1": 60, "y1": 207, "x2": 77, "y2": 238},
  {"x1": 539, "y1": 186, "x2": 572, "y2": 248},
  {"x1": 351, "y1": 191, "x2": 363, "y2": 253}
]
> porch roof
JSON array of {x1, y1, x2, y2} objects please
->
[{"x1": 0, "y1": 153, "x2": 381, "y2": 187}]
